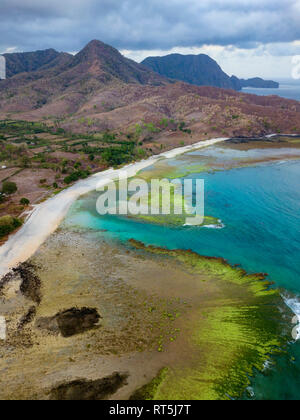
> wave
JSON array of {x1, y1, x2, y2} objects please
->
[
  {"x1": 202, "y1": 224, "x2": 225, "y2": 229},
  {"x1": 202, "y1": 219, "x2": 225, "y2": 229},
  {"x1": 283, "y1": 295, "x2": 300, "y2": 341}
]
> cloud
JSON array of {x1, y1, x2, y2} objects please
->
[
  {"x1": 0, "y1": 0, "x2": 299, "y2": 53},
  {"x1": 1, "y1": 0, "x2": 299, "y2": 79}
]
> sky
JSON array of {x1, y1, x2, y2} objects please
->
[{"x1": 1, "y1": 0, "x2": 300, "y2": 79}]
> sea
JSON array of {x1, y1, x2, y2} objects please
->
[
  {"x1": 63, "y1": 144, "x2": 300, "y2": 400},
  {"x1": 243, "y1": 78, "x2": 300, "y2": 101}
]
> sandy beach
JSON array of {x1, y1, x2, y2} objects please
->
[{"x1": 0, "y1": 137, "x2": 228, "y2": 278}]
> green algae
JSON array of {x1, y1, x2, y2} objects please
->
[
  {"x1": 129, "y1": 240, "x2": 291, "y2": 400},
  {"x1": 121, "y1": 178, "x2": 220, "y2": 227},
  {"x1": 129, "y1": 368, "x2": 169, "y2": 400},
  {"x1": 132, "y1": 213, "x2": 220, "y2": 227},
  {"x1": 138, "y1": 161, "x2": 210, "y2": 181}
]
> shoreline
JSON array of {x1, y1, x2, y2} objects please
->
[{"x1": 0, "y1": 137, "x2": 228, "y2": 278}]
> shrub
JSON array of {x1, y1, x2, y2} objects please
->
[
  {"x1": 2, "y1": 181, "x2": 17, "y2": 195},
  {"x1": 64, "y1": 170, "x2": 90, "y2": 185},
  {"x1": 0, "y1": 215, "x2": 22, "y2": 238},
  {"x1": 20, "y1": 198, "x2": 30, "y2": 206}
]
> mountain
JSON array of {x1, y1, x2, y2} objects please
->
[
  {"x1": 142, "y1": 54, "x2": 237, "y2": 90},
  {"x1": 2, "y1": 46, "x2": 279, "y2": 91},
  {"x1": 0, "y1": 40, "x2": 298, "y2": 141},
  {"x1": 2, "y1": 41, "x2": 166, "y2": 85},
  {"x1": 141, "y1": 54, "x2": 279, "y2": 91},
  {"x1": 3, "y1": 49, "x2": 71, "y2": 78},
  {"x1": 68, "y1": 40, "x2": 166, "y2": 85},
  {"x1": 0, "y1": 40, "x2": 167, "y2": 113}
]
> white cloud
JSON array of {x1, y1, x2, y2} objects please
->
[{"x1": 1, "y1": 0, "x2": 300, "y2": 79}]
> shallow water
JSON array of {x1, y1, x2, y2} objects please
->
[{"x1": 63, "y1": 147, "x2": 300, "y2": 400}]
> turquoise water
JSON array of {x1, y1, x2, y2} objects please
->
[{"x1": 64, "y1": 153, "x2": 300, "y2": 400}]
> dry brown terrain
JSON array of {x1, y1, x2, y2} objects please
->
[{"x1": 0, "y1": 40, "x2": 299, "y2": 139}]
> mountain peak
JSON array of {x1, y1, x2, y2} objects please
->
[
  {"x1": 68, "y1": 39, "x2": 166, "y2": 85},
  {"x1": 74, "y1": 39, "x2": 122, "y2": 64}
]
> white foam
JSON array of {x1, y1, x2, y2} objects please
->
[
  {"x1": 202, "y1": 222, "x2": 225, "y2": 229},
  {"x1": 283, "y1": 295, "x2": 300, "y2": 341}
]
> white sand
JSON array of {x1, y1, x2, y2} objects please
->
[{"x1": 0, "y1": 137, "x2": 228, "y2": 278}]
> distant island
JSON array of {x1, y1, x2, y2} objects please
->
[
  {"x1": 141, "y1": 54, "x2": 279, "y2": 91},
  {"x1": 239, "y1": 77, "x2": 279, "y2": 89}
]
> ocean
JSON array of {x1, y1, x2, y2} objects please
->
[
  {"x1": 63, "y1": 146, "x2": 300, "y2": 400},
  {"x1": 243, "y1": 79, "x2": 300, "y2": 101}
]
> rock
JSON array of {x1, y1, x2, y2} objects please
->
[
  {"x1": 49, "y1": 372, "x2": 128, "y2": 400},
  {"x1": 18, "y1": 306, "x2": 37, "y2": 330},
  {"x1": 0, "y1": 262, "x2": 42, "y2": 304},
  {"x1": 36, "y1": 307, "x2": 101, "y2": 337},
  {"x1": 14, "y1": 263, "x2": 41, "y2": 304}
]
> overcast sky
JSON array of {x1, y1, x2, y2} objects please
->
[{"x1": 1, "y1": 0, "x2": 300, "y2": 79}]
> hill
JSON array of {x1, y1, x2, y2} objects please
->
[{"x1": 0, "y1": 40, "x2": 297, "y2": 143}]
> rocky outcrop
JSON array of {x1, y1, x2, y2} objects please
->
[
  {"x1": 36, "y1": 307, "x2": 101, "y2": 337},
  {"x1": 18, "y1": 306, "x2": 37, "y2": 331},
  {"x1": 0, "y1": 262, "x2": 42, "y2": 304},
  {"x1": 50, "y1": 372, "x2": 128, "y2": 400}
]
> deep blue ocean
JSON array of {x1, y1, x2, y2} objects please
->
[{"x1": 64, "y1": 154, "x2": 300, "y2": 400}]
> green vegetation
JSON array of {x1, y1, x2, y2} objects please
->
[
  {"x1": 64, "y1": 170, "x2": 90, "y2": 184},
  {"x1": 178, "y1": 122, "x2": 192, "y2": 135},
  {"x1": 0, "y1": 215, "x2": 22, "y2": 238},
  {"x1": 2, "y1": 181, "x2": 17, "y2": 195},
  {"x1": 0, "y1": 120, "x2": 140, "y2": 178},
  {"x1": 20, "y1": 198, "x2": 30, "y2": 206},
  {"x1": 130, "y1": 369, "x2": 169, "y2": 400},
  {"x1": 129, "y1": 240, "x2": 291, "y2": 400},
  {"x1": 0, "y1": 119, "x2": 195, "y2": 178},
  {"x1": 101, "y1": 143, "x2": 135, "y2": 166}
]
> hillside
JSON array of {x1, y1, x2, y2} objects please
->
[
  {"x1": 3, "y1": 49, "x2": 71, "y2": 78},
  {"x1": 141, "y1": 54, "x2": 279, "y2": 91},
  {"x1": 0, "y1": 40, "x2": 298, "y2": 143},
  {"x1": 0, "y1": 40, "x2": 167, "y2": 114}
]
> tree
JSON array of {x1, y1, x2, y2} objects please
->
[
  {"x1": 0, "y1": 215, "x2": 22, "y2": 238},
  {"x1": 20, "y1": 198, "x2": 30, "y2": 206},
  {"x1": 20, "y1": 155, "x2": 31, "y2": 168},
  {"x1": 2, "y1": 181, "x2": 17, "y2": 195}
]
